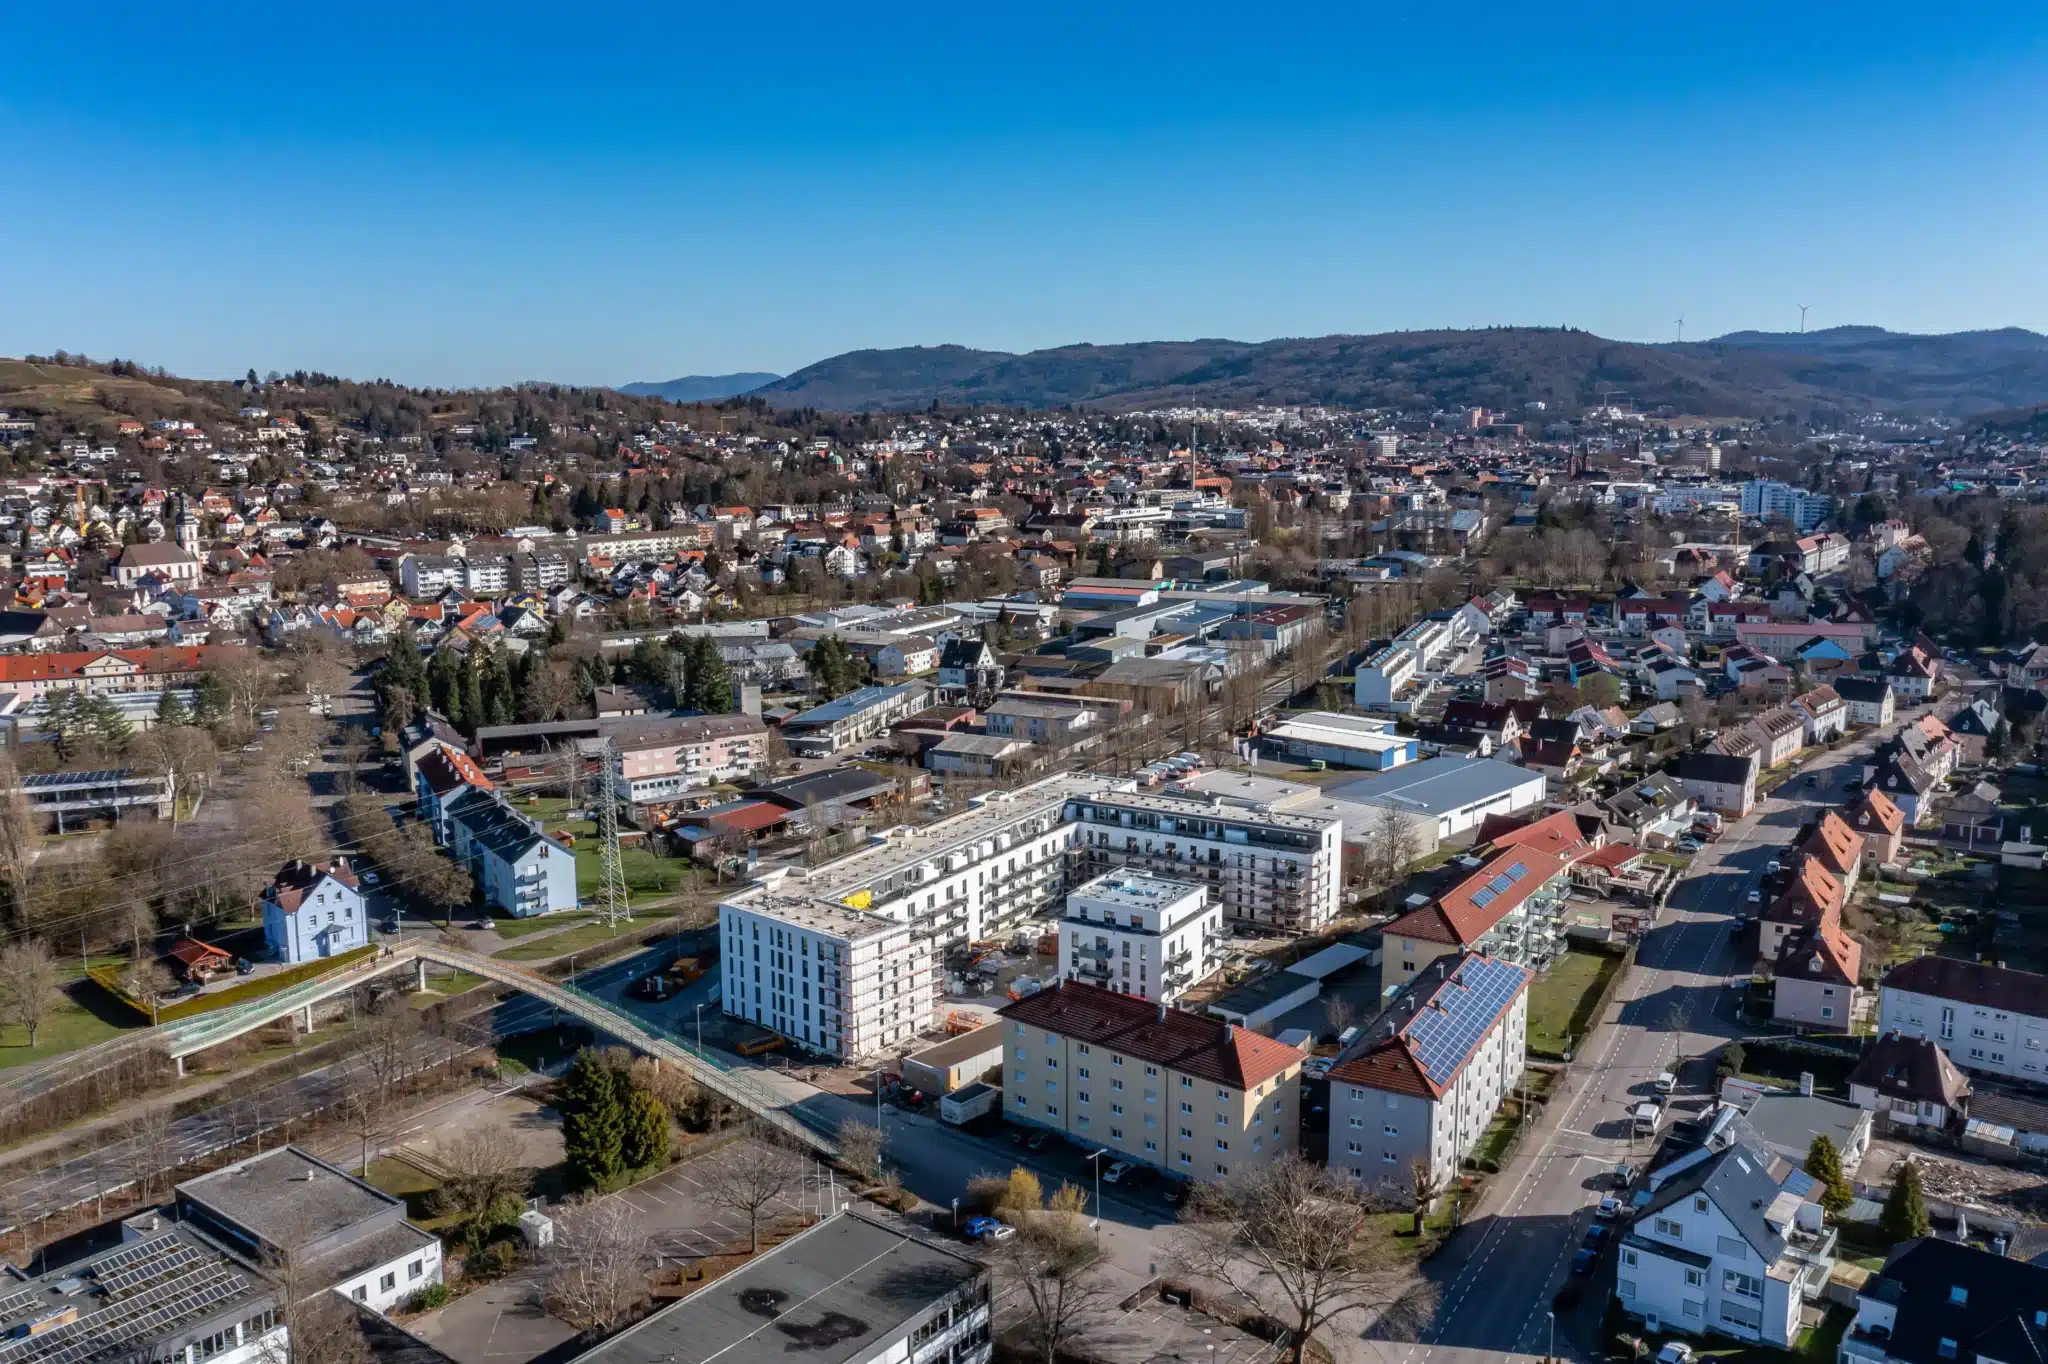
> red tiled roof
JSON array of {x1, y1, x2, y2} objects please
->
[
  {"x1": 996, "y1": 980, "x2": 1303, "y2": 1091},
  {"x1": 1801, "y1": 812, "x2": 1862, "y2": 878},
  {"x1": 0, "y1": 645, "x2": 234, "y2": 684},
  {"x1": 1852, "y1": 787, "x2": 1904, "y2": 837},
  {"x1": 1385, "y1": 846, "x2": 1569, "y2": 947},
  {"x1": 267, "y1": 858, "x2": 361, "y2": 913}
]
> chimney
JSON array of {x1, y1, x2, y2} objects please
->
[
  {"x1": 1798, "y1": 1071, "x2": 1814, "y2": 1097},
  {"x1": 1222, "y1": 1023, "x2": 1234, "y2": 1043},
  {"x1": 1157, "y1": 1003, "x2": 1168, "y2": 1022}
]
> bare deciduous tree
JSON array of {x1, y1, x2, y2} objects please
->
[
  {"x1": 129, "y1": 1103, "x2": 176, "y2": 1202},
  {"x1": 543, "y1": 1196, "x2": 654, "y2": 1337},
  {"x1": 697, "y1": 1128, "x2": 805, "y2": 1253},
  {"x1": 991, "y1": 1180, "x2": 1109, "y2": 1364},
  {"x1": 836, "y1": 1117, "x2": 886, "y2": 1183},
  {"x1": 434, "y1": 1123, "x2": 530, "y2": 1226},
  {"x1": 1322, "y1": 994, "x2": 1355, "y2": 1044},
  {"x1": 1169, "y1": 1156, "x2": 1434, "y2": 1364},
  {"x1": 0, "y1": 749, "x2": 41, "y2": 906},
  {"x1": 0, "y1": 938, "x2": 60, "y2": 1047}
]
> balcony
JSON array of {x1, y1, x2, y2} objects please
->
[
  {"x1": 1841, "y1": 1328, "x2": 1892, "y2": 1364},
  {"x1": 1071, "y1": 958, "x2": 1111, "y2": 980}
]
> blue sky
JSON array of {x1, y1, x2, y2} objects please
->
[{"x1": 3, "y1": 1, "x2": 2045, "y2": 389}]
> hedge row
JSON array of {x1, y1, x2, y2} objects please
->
[{"x1": 89, "y1": 945, "x2": 380, "y2": 1023}]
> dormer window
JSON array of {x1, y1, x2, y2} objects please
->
[
  {"x1": 1948, "y1": 1286, "x2": 1967, "y2": 1305},
  {"x1": 1937, "y1": 1340, "x2": 1956, "y2": 1360}
]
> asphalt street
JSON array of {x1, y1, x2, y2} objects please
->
[{"x1": 1375, "y1": 719, "x2": 1916, "y2": 1364}]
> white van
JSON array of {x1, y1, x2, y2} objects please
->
[
  {"x1": 1632, "y1": 1102, "x2": 1663, "y2": 1136},
  {"x1": 1654, "y1": 1071, "x2": 1677, "y2": 1095}
]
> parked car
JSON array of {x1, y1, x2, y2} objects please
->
[
  {"x1": 1612, "y1": 1163, "x2": 1632, "y2": 1189},
  {"x1": 1582, "y1": 1223, "x2": 1611, "y2": 1250},
  {"x1": 1103, "y1": 1161, "x2": 1133, "y2": 1184},
  {"x1": 1657, "y1": 1345, "x2": 1694, "y2": 1364},
  {"x1": 1570, "y1": 1247, "x2": 1600, "y2": 1277},
  {"x1": 1026, "y1": 1130, "x2": 1051, "y2": 1152},
  {"x1": 962, "y1": 1217, "x2": 1013, "y2": 1243},
  {"x1": 362, "y1": 870, "x2": 381, "y2": 885},
  {"x1": 380, "y1": 919, "x2": 400, "y2": 935},
  {"x1": 1747, "y1": 889, "x2": 1763, "y2": 904},
  {"x1": 1596, "y1": 1197, "x2": 1624, "y2": 1220},
  {"x1": 1676, "y1": 838, "x2": 1701, "y2": 853}
]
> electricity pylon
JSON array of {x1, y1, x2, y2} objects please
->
[{"x1": 595, "y1": 738, "x2": 630, "y2": 927}]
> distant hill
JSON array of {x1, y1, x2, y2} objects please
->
[
  {"x1": 750, "y1": 327, "x2": 2048, "y2": 419},
  {"x1": 619, "y1": 372, "x2": 782, "y2": 402}
]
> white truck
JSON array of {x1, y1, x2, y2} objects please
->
[{"x1": 940, "y1": 1082, "x2": 1000, "y2": 1126}]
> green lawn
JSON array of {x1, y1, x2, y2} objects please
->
[
  {"x1": 364, "y1": 1157, "x2": 460, "y2": 1231},
  {"x1": 413, "y1": 970, "x2": 490, "y2": 1002},
  {"x1": 0, "y1": 984, "x2": 139, "y2": 1070},
  {"x1": 492, "y1": 913, "x2": 592, "y2": 940},
  {"x1": 517, "y1": 797, "x2": 691, "y2": 899},
  {"x1": 491, "y1": 915, "x2": 673, "y2": 963},
  {"x1": 1527, "y1": 949, "x2": 1623, "y2": 1058}
]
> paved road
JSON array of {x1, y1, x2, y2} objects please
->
[{"x1": 1380, "y1": 720, "x2": 1911, "y2": 1364}]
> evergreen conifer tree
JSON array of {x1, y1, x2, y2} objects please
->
[
  {"x1": 561, "y1": 1052, "x2": 626, "y2": 1189},
  {"x1": 1804, "y1": 1134, "x2": 1853, "y2": 1215},
  {"x1": 1879, "y1": 1159, "x2": 1931, "y2": 1242},
  {"x1": 621, "y1": 1087, "x2": 670, "y2": 1170}
]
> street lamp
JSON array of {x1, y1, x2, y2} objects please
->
[
  {"x1": 1085, "y1": 1148, "x2": 1109, "y2": 1241},
  {"x1": 694, "y1": 1003, "x2": 706, "y2": 1055},
  {"x1": 951, "y1": 1196, "x2": 960, "y2": 1230},
  {"x1": 1547, "y1": 1309, "x2": 1555, "y2": 1364}
]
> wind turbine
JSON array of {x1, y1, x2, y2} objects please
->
[
  {"x1": 1798, "y1": 304, "x2": 1811, "y2": 333},
  {"x1": 1674, "y1": 315, "x2": 1685, "y2": 343}
]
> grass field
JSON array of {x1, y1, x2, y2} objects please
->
[
  {"x1": 1527, "y1": 948, "x2": 1623, "y2": 1057},
  {"x1": 0, "y1": 984, "x2": 137, "y2": 1070},
  {"x1": 492, "y1": 913, "x2": 592, "y2": 940},
  {"x1": 517, "y1": 797, "x2": 691, "y2": 899},
  {"x1": 491, "y1": 915, "x2": 673, "y2": 963}
]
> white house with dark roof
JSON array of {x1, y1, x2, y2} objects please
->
[
  {"x1": 1617, "y1": 1142, "x2": 1834, "y2": 1345},
  {"x1": 261, "y1": 858, "x2": 367, "y2": 962}
]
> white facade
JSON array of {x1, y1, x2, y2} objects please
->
[
  {"x1": 1060, "y1": 870, "x2": 1221, "y2": 1003},
  {"x1": 336, "y1": 1238, "x2": 444, "y2": 1315},
  {"x1": 1618, "y1": 1151, "x2": 1832, "y2": 1347},
  {"x1": 1355, "y1": 643, "x2": 1420, "y2": 708},
  {"x1": 1878, "y1": 979, "x2": 2048, "y2": 1083},
  {"x1": 1740, "y1": 480, "x2": 1828, "y2": 532},
  {"x1": 719, "y1": 883, "x2": 934, "y2": 1058},
  {"x1": 1064, "y1": 788, "x2": 1344, "y2": 932},
  {"x1": 1327, "y1": 957, "x2": 1529, "y2": 1201},
  {"x1": 261, "y1": 863, "x2": 368, "y2": 963}
]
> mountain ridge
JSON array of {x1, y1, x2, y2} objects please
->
[
  {"x1": 619, "y1": 372, "x2": 782, "y2": 402},
  {"x1": 742, "y1": 326, "x2": 2048, "y2": 419}
]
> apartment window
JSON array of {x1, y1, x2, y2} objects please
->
[
  {"x1": 1384, "y1": 1124, "x2": 1399, "y2": 1136},
  {"x1": 408, "y1": 1260, "x2": 423, "y2": 1280},
  {"x1": 1618, "y1": 1279, "x2": 1635, "y2": 1299},
  {"x1": 1077, "y1": 1044, "x2": 1091, "y2": 1056},
  {"x1": 1383, "y1": 1151, "x2": 1398, "y2": 1163},
  {"x1": 1047, "y1": 1081, "x2": 1057, "y2": 1094},
  {"x1": 1215, "y1": 1165, "x2": 1228, "y2": 1176},
  {"x1": 1046, "y1": 1105, "x2": 1058, "y2": 1116},
  {"x1": 1111, "y1": 1103, "x2": 1123, "y2": 1115},
  {"x1": 1654, "y1": 1218, "x2": 1683, "y2": 1239},
  {"x1": 1182, "y1": 1101, "x2": 1194, "y2": 1114},
  {"x1": 1077, "y1": 1092, "x2": 1090, "y2": 1105},
  {"x1": 1047, "y1": 1057, "x2": 1058, "y2": 1068},
  {"x1": 1349, "y1": 1115, "x2": 1363, "y2": 1128},
  {"x1": 1215, "y1": 1112, "x2": 1227, "y2": 1125},
  {"x1": 1075, "y1": 1115, "x2": 1089, "y2": 1128},
  {"x1": 1692, "y1": 1195, "x2": 1708, "y2": 1213},
  {"x1": 1014, "y1": 1070, "x2": 1027, "y2": 1085},
  {"x1": 1685, "y1": 1269, "x2": 1705, "y2": 1288},
  {"x1": 1077, "y1": 1067, "x2": 1090, "y2": 1079},
  {"x1": 1146, "y1": 1065, "x2": 1158, "y2": 1077},
  {"x1": 1145, "y1": 1140, "x2": 1158, "y2": 1152},
  {"x1": 1216, "y1": 1088, "x2": 1228, "y2": 1102},
  {"x1": 1111, "y1": 1127, "x2": 1123, "y2": 1139},
  {"x1": 1717, "y1": 1235, "x2": 1747, "y2": 1257},
  {"x1": 1723, "y1": 1270, "x2": 1762, "y2": 1300},
  {"x1": 1145, "y1": 1089, "x2": 1157, "y2": 1103},
  {"x1": 1146, "y1": 1114, "x2": 1157, "y2": 1128},
  {"x1": 1347, "y1": 1141, "x2": 1362, "y2": 1154},
  {"x1": 1180, "y1": 1153, "x2": 1192, "y2": 1166},
  {"x1": 1110, "y1": 1078, "x2": 1123, "y2": 1091},
  {"x1": 1621, "y1": 1250, "x2": 1637, "y2": 1268},
  {"x1": 353, "y1": 1287, "x2": 367, "y2": 1302},
  {"x1": 380, "y1": 1272, "x2": 397, "y2": 1292}
]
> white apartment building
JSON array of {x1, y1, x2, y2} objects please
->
[
  {"x1": 1740, "y1": 479, "x2": 1829, "y2": 532},
  {"x1": 1061, "y1": 869, "x2": 1222, "y2": 1003},
  {"x1": 719, "y1": 774, "x2": 1103, "y2": 953},
  {"x1": 719, "y1": 878, "x2": 934, "y2": 1058},
  {"x1": 1064, "y1": 787, "x2": 1344, "y2": 932},
  {"x1": 1877, "y1": 956, "x2": 2048, "y2": 1082},
  {"x1": 461, "y1": 554, "x2": 512, "y2": 594},
  {"x1": 1327, "y1": 952, "x2": 1531, "y2": 1203}
]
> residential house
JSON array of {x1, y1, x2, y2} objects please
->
[
  {"x1": 1771, "y1": 918, "x2": 1862, "y2": 1032},
  {"x1": 1938, "y1": 781, "x2": 2005, "y2": 848},
  {"x1": 1943, "y1": 696, "x2": 2003, "y2": 763},
  {"x1": 1877, "y1": 956, "x2": 2048, "y2": 1083},
  {"x1": 1326, "y1": 952, "x2": 1531, "y2": 1204},
  {"x1": 444, "y1": 791, "x2": 580, "y2": 917},
  {"x1": 261, "y1": 858, "x2": 367, "y2": 963},
  {"x1": 1845, "y1": 1032, "x2": 1970, "y2": 1134},
  {"x1": 1743, "y1": 704, "x2": 1806, "y2": 768},
  {"x1": 1849, "y1": 788, "x2": 1907, "y2": 868},
  {"x1": 1679, "y1": 749, "x2": 1759, "y2": 818},
  {"x1": 1887, "y1": 646, "x2": 1940, "y2": 701},
  {"x1": 1617, "y1": 1142, "x2": 1834, "y2": 1346},
  {"x1": 1380, "y1": 846, "x2": 1573, "y2": 977},
  {"x1": 1792, "y1": 685, "x2": 1848, "y2": 744},
  {"x1": 1834, "y1": 676, "x2": 1896, "y2": 728},
  {"x1": 936, "y1": 637, "x2": 1005, "y2": 702},
  {"x1": 1840, "y1": 1238, "x2": 2048, "y2": 1364},
  {"x1": 996, "y1": 979, "x2": 1304, "y2": 1184}
]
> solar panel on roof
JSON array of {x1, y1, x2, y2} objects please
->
[
  {"x1": 0, "y1": 1289, "x2": 37, "y2": 1322},
  {"x1": 1470, "y1": 887, "x2": 1496, "y2": 909}
]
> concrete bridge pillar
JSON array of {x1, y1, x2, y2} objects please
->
[
  {"x1": 302, "y1": 1005, "x2": 314, "y2": 1033},
  {"x1": 416, "y1": 958, "x2": 428, "y2": 992},
  {"x1": 175, "y1": 1055, "x2": 185, "y2": 1077}
]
